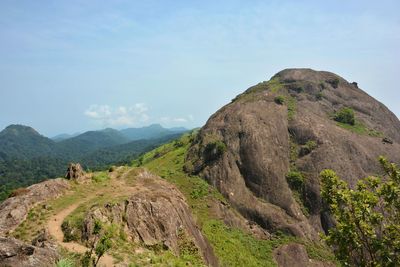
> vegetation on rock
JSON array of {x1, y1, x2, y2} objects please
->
[{"x1": 334, "y1": 107, "x2": 355, "y2": 125}]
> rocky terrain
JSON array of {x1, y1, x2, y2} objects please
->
[
  {"x1": 1, "y1": 68, "x2": 399, "y2": 266},
  {"x1": 186, "y1": 68, "x2": 400, "y2": 240}
]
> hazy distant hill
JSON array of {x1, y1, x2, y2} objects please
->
[
  {"x1": 51, "y1": 132, "x2": 80, "y2": 142},
  {"x1": 120, "y1": 124, "x2": 187, "y2": 141}
]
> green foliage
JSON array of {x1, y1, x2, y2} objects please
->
[
  {"x1": 0, "y1": 125, "x2": 183, "y2": 202},
  {"x1": 56, "y1": 258, "x2": 75, "y2": 267},
  {"x1": 203, "y1": 220, "x2": 290, "y2": 267},
  {"x1": 326, "y1": 78, "x2": 340, "y2": 88},
  {"x1": 320, "y1": 157, "x2": 400, "y2": 266},
  {"x1": 286, "y1": 96, "x2": 297, "y2": 120},
  {"x1": 92, "y1": 172, "x2": 109, "y2": 183},
  {"x1": 334, "y1": 107, "x2": 355, "y2": 125},
  {"x1": 336, "y1": 121, "x2": 383, "y2": 137},
  {"x1": 316, "y1": 92, "x2": 323, "y2": 100},
  {"x1": 274, "y1": 95, "x2": 285, "y2": 105},
  {"x1": 81, "y1": 220, "x2": 113, "y2": 267},
  {"x1": 141, "y1": 133, "x2": 299, "y2": 266},
  {"x1": 300, "y1": 140, "x2": 318, "y2": 156},
  {"x1": 203, "y1": 140, "x2": 227, "y2": 163},
  {"x1": 268, "y1": 77, "x2": 284, "y2": 93},
  {"x1": 286, "y1": 170, "x2": 305, "y2": 191}
]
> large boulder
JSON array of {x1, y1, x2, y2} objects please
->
[
  {"x1": 0, "y1": 179, "x2": 70, "y2": 235},
  {"x1": 0, "y1": 237, "x2": 58, "y2": 267},
  {"x1": 81, "y1": 170, "x2": 219, "y2": 267},
  {"x1": 186, "y1": 68, "x2": 400, "y2": 239}
]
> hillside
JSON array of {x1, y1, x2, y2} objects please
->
[
  {"x1": 1, "y1": 68, "x2": 399, "y2": 266},
  {"x1": 186, "y1": 68, "x2": 400, "y2": 240},
  {"x1": 0, "y1": 133, "x2": 335, "y2": 266},
  {"x1": 0, "y1": 125, "x2": 188, "y2": 201}
]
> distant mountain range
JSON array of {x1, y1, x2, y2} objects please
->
[{"x1": 0, "y1": 124, "x2": 188, "y2": 201}]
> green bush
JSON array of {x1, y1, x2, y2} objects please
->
[
  {"x1": 274, "y1": 95, "x2": 285, "y2": 105},
  {"x1": 334, "y1": 107, "x2": 355, "y2": 125},
  {"x1": 300, "y1": 140, "x2": 318, "y2": 156},
  {"x1": 286, "y1": 170, "x2": 305, "y2": 191},
  {"x1": 203, "y1": 140, "x2": 227, "y2": 163},
  {"x1": 92, "y1": 172, "x2": 109, "y2": 183},
  {"x1": 316, "y1": 92, "x2": 323, "y2": 100},
  {"x1": 320, "y1": 157, "x2": 400, "y2": 266},
  {"x1": 326, "y1": 78, "x2": 339, "y2": 88}
]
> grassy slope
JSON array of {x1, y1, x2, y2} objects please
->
[
  {"x1": 12, "y1": 132, "x2": 336, "y2": 266},
  {"x1": 137, "y1": 133, "x2": 295, "y2": 266}
]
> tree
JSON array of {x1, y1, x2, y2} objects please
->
[
  {"x1": 81, "y1": 220, "x2": 112, "y2": 267},
  {"x1": 320, "y1": 157, "x2": 400, "y2": 267}
]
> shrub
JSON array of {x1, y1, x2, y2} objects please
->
[
  {"x1": 334, "y1": 107, "x2": 355, "y2": 125},
  {"x1": 316, "y1": 92, "x2": 323, "y2": 100},
  {"x1": 108, "y1": 166, "x2": 116, "y2": 172},
  {"x1": 320, "y1": 157, "x2": 400, "y2": 266},
  {"x1": 274, "y1": 95, "x2": 285, "y2": 105},
  {"x1": 92, "y1": 172, "x2": 109, "y2": 183},
  {"x1": 203, "y1": 140, "x2": 227, "y2": 163},
  {"x1": 300, "y1": 140, "x2": 318, "y2": 156},
  {"x1": 326, "y1": 78, "x2": 339, "y2": 88},
  {"x1": 286, "y1": 170, "x2": 305, "y2": 191}
]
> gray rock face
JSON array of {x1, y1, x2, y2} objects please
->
[
  {"x1": 0, "y1": 178, "x2": 70, "y2": 235},
  {"x1": 81, "y1": 170, "x2": 219, "y2": 267},
  {"x1": 186, "y1": 68, "x2": 400, "y2": 238},
  {"x1": 0, "y1": 237, "x2": 58, "y2": 267}
]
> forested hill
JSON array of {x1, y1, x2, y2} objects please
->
[{"x1": 0, "y1": 124, "x2": 187, "y2": 201}]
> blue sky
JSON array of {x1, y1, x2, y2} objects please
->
[{"x1": 0, "y1": 0, "x2": 399, "y2": 136}]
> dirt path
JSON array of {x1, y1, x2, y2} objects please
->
[
  {"x1": 48, "y1": 198, "x2": 115, "y2": 266},
  {"x1": 47, "y1": 167, "x2": 131, "y2": 267}
]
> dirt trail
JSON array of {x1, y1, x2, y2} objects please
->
[
  {"x1": 48, "y1": 196, "x2": 115, "y2": 266},
  {"x1": 47, "y1": 167, "x2": 132, "y2": 267}
]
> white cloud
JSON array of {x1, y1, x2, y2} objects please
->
[
  {"x1": 160, "y1": 114, "x2": 194, "y2": 124},
  {"x1": 84, "y1": 104, "x2": 149, "y2": 127}
]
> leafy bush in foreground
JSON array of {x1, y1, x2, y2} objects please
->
[{"x1": 320, "y1": 157, "x2": 400, "y2": 266}]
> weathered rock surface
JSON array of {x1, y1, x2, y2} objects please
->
[
  {"x1": 186, "y1": 68, "x2": 400, "y2": 238},
  {"x1": 274, "y1": 243, "x2": 335, "y2": 267},
  {"x1": 0, "y1": 178, "x2": 70, "y2": 235},
  {"x1": 65, "y1": 162, "x2": 90, "y2": 183},
  {"x1": 0, "y1": 237, "x2": 58, "y2": 267},
  {"x1": 81, "y1": 170, "x2": 219, "y2": 266}
]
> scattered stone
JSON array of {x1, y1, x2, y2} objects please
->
[{"x1": 382, "y1": 137, "x2": 393, "y2": 144}]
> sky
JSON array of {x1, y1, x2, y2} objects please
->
[{"x1": 0, "y1": 0, "x2": 399, "y2": 137}]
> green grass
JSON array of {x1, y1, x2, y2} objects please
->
[
  {"x1": 139, "y1": 132, "x2": 302, "y2": 266},
  {"x1": 336, "y1": 121, "x2": 383, "y2": 137},
  {"x1": 203, "y1": 220, "x2": 291, "y2": 267},
  {"x1": 286, "y1": 95, "x2": 297, "y2": 120},
  {"x1": 92, "y1": 172, "x2": 109, "y2": 183}
]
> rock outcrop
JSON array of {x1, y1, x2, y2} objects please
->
[
  {"x1": 186, "y1": 68, "x2": 400, "y2": 239},
  {"x1": 274, "y1": 243, "x2": 335, "y2": 267},
  {"x1": 80, "y1": 170, "x2": 218, "y2": 267},
  {"x1": 0, "y1": 237, "x2": 58, "y2": 267},
  {"x1": 65, "y1": 163, "x2": 90, "y2": 183},
  {"x1": 0, "y1": 179, "x2": 70, "y2": 235}
]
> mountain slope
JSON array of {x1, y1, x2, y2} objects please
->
[
  {"x1": 120, "y1": 123, "x2": 187, "y2": 141},
  {"x1": 0, "y1": 125, "x2": 57, "y2": 160},
  {"x1": 186, "y1": 68, "x2": 400, "y2": 239}
]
